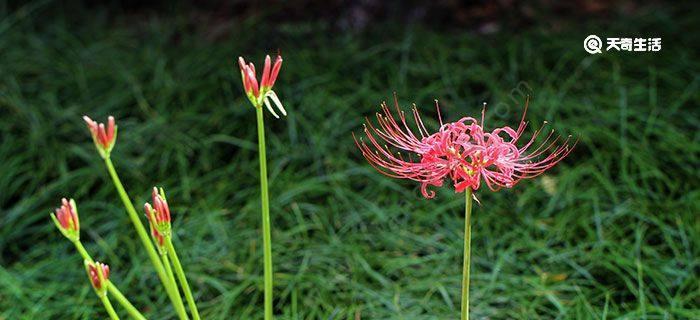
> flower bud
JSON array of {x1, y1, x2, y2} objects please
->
[
  {"x1": 85, "y1": 260, "x2": 110, "y2": 295},
  {"x1": 50, "y1": 198, "x2": 80, "y2": 241},
  {"x1": 144, "y1": 187, "x2": 172, "y2": 254},
  {"x1": 151, "y1": 187, "x2": 171, "y2": 225},
  {"x1": 238, "y1": 55, "x2": 287, "y2": 118},
  {"x1": 83, "y1": 115, "x2": 117, "y2": 158},
  {"x1": 145, "y1": 203, "x2": 167, "y2": 254}
]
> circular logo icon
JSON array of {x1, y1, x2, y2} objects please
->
[{"x1": 584, "y1": 35, "x2": 603, "y2": 54}]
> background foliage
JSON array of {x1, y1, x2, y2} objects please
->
[{"x1": 1, "y1": 1, "x2": 698, "y2": 319}]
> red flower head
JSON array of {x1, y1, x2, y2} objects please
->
[
  {"x1": 238, "y1": 55, "x2": 287, "y2": 118},
  {"x1": 144, "y1": 187, "x2": 171, "y2": 252},
  {"x1": 85, "y1": 260, "x2": 110, "y2": 294},
  {"x1": 456, "y1": 102, "x2": 576, "y2": 192},
  {"x1": 354, "y1": 97, "x2": 575, "y2": 199},
  {"x1": 50, "y1": 198, "x2": 80, "y2": 241},
  {"x1": 83, "y1": 115, "x2": 117, "y2": 158}
]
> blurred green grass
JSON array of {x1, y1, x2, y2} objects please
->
[{"x1": 1, "y1": 2, "x2": 699, "y2": 319}]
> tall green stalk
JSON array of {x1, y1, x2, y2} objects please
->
[
  {"x1": 74, "y1": 240, "x2": 91, "y2": 261},
  {"x1": 109, "y1": 285, "x2": 147, "y2": 320},
  {"x1": 104, "y1": 157, "x2": 189, "y2": 320},
  {"x1": 256, "y1": 106, "x2": 274, "y2": 320},
  {"x1": 100, "y1": 294, "x2": 120, "y2": 320},
  {"x1": 166, "y1": 238, "x2": 201, "y2": 320},
  {"x1": 461, "y1": 188, "x2": 473, "y2": 320},
  {"x1": 162, "y1": 254, "x2": 189, "y2": 319}
]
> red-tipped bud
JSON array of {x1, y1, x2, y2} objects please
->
[
  {"x1": 237, "y1": 55, "x2": 285, "y2": 117},
  {"x1": 151, "y1": 187, "x2": 171, "y2": 224},
  {"x1": 238, "y1": 57, "x2": 260, "y2": 98},
  {"x1": 246, "y1": 63, "x2": 260, "y2": 98},
  {"x1": 260, "y1": 55, "x2": 272, "y2": 88},
  {"x1": 56, "y1": 198, "x2": 79, "y2": 231},
  {"x1": 144, "y1": 187, "x2": 172, "y2": 253},
  {"x1": 51, "y1": 198, "x2": 80, "y2": 241},
  {"x1": 83, "y1": 115, "x2": 117, "y2": 158},
  {"x1": 145, "y1": 203, "x2": 166, "y2": 250},
  {"x1": 85, "y1": 260, "x2": 110, "y2": 293},
  {"x1": 145, "y1": 202, "x2": 166, "y2": 250},
  {"x1": 268, "y1": 55, "x2": 283, "y2": 88},
  {"x1": 239, "y1": 57, "x2": 252, "y2": 94}
]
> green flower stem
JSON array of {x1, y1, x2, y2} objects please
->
[
  {"x1": 256, "y1": 106, "x2": 274, "y2": 320},
  {"x1": 103, "y1": 157, "x2": 189, "y2": 320},
  {"x1": 73, "y1": 241, "x2": 147, "y2": 320},
  {"x1": 460, "y1": 188, "x2": 473, "y2": 320},
  {"x1": 166, "y1": 238, "x2": 201, "y2": 320},
  {"x1": 73, "y1": 240, "x2": 91, "y2": 261},
  {"x1": 100, "y1": 294, "x2": 120, "y2": 320},
  {"x1": 161, "y1": 253, "x2": 189, "y2": 319},
  {"x1": 109, "y1": 284, "x2": 147, "y2": 320}
]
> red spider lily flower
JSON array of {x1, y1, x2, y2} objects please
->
[
  {"x1": 238, "y1": 55, "x2": 286, "y2": 118},
  {"x1": 85, "y1": 260, "x2": 110, "y2": 294},
  {"x1": 50, "y1": 198, "x2": 80, "y2": 241},
  {"x1": 354, "y1": 97, "x2": 575, "y2": 199},
  {"x1": 455, "y1": 104, "x2": 575, "y2": 192},
  {"x1": 144, "y1": 187, "x2": 171, "y2": 252},
  {"x1": 83, "y1": 115, "x2": 117, "y2": 158}
]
